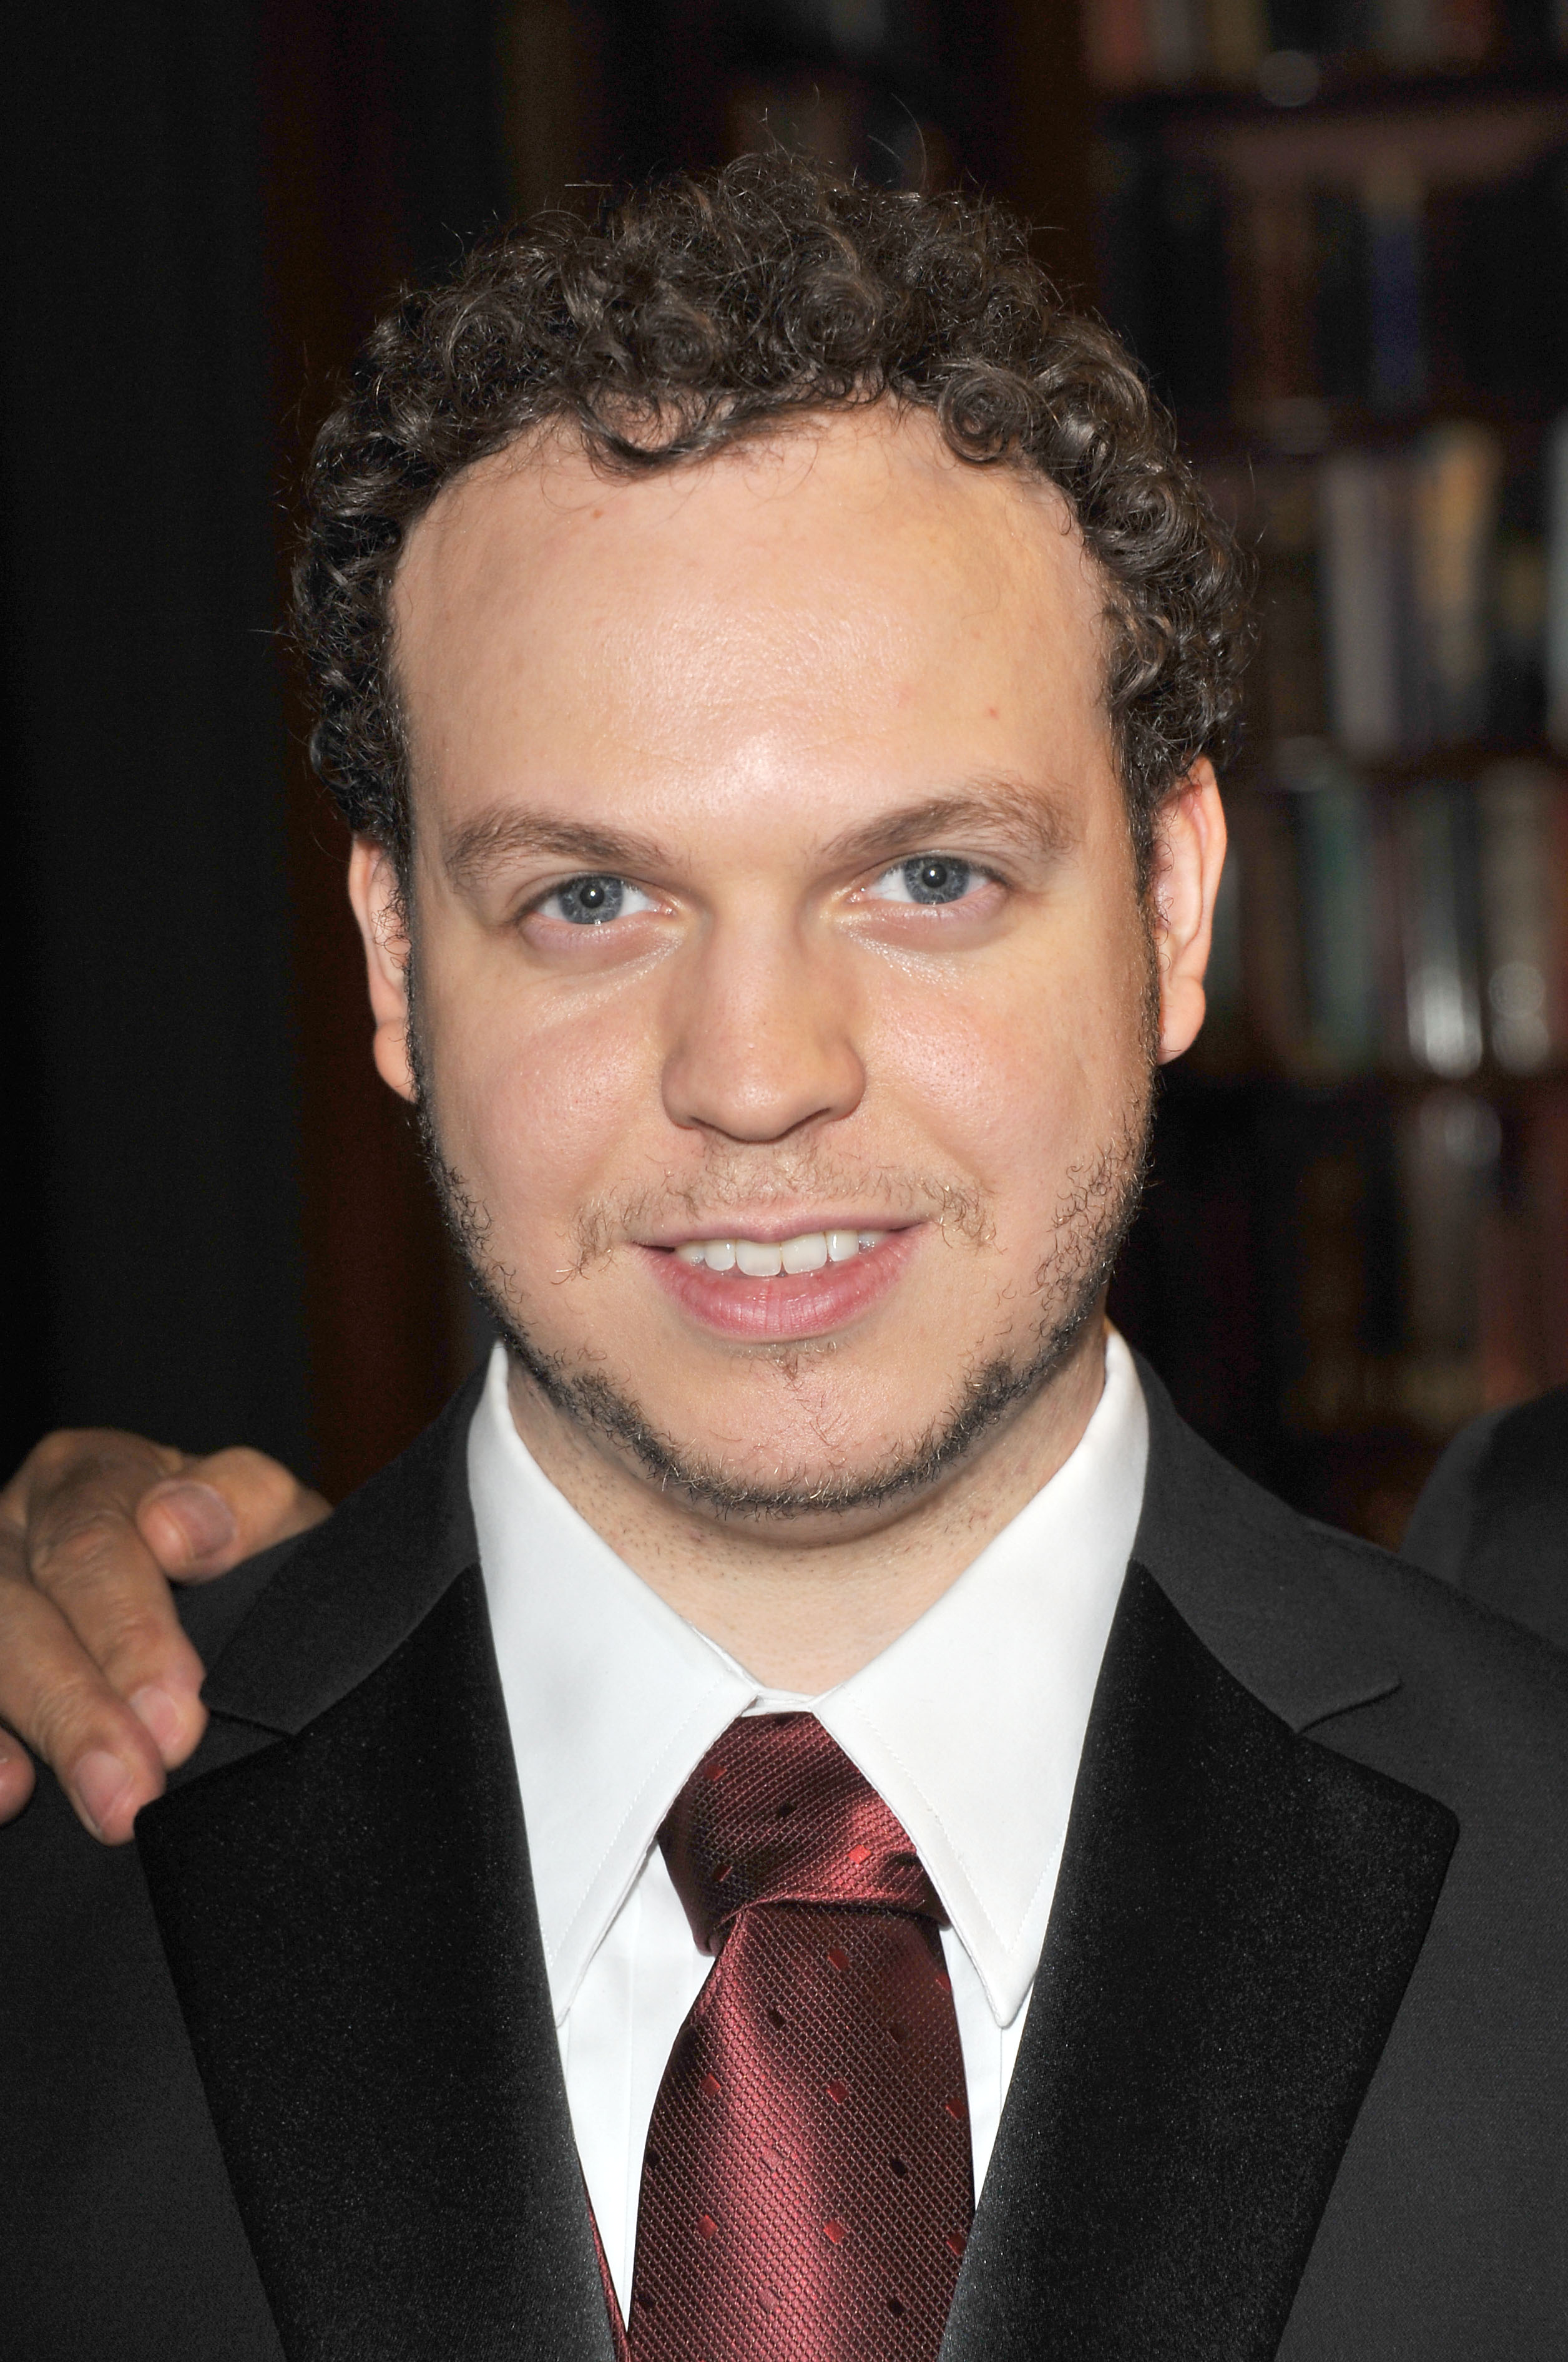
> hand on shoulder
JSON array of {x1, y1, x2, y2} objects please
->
[{"x1": 0, "y1": 1431, "x2": 328, "y2": 1842}]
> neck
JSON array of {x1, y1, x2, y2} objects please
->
[{"x1": 505, "y1": 1316, "x2": 1108, "y2": 1691}]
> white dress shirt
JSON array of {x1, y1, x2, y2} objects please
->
[{"x1": 468, "y1": 1327, "x2": 1149, "y2": 2313}]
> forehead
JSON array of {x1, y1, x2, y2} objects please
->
[{"x1": 390, "y1": 406, "x2": 1113, "y2": 831}]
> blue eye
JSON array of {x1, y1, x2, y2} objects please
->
[
  {"x1": 868, "y1": 856, "x2": 978, "y2": 906},
  {"x1": 904, "y1": 857, "x2": 972, "y2": 904},
  {"x1": 542, "y1": 874, "x2": 653, "y2": 925}
]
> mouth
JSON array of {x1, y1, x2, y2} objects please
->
[{"x1": 639, "y1": 1223, "x2": 918, "y2": 1342}]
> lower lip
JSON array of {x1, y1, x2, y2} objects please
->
[{"x1": 640, "y1": 1229, "x2": 921, "y2": 1341}]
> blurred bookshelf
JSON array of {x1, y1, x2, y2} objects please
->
[{"x1": 1087, "y1": 0, "x2": 1568, "y2": 1538}]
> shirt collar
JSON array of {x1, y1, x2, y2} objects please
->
[{"x1": 469, "y1": 1327, "x2": 1147, "y2": 2029}]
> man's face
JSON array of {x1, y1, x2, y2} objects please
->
[{"x1": 357, "y1": 408, "x2": 1217, "y2": 1530}]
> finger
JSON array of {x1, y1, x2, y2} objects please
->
[
  {"x1": 137, "y1": 1447, "x2": 330, "y2": 1579},
  {"x1": 0, "y1": 1425, "x2": 182, "y2": 1531},
  {"x1": 0, "y1": 1725, "x2": 37, "y2": 1825},
  {"x1": 19, "y1": 1437, "x2": 211, "y2": 1772},
  {"x1": 0, "y1": 1579, "x2": 168, "y2": 1843}
]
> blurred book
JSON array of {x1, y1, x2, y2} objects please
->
[
  {"x1": 1430, "y1": 152, "x2": 1568, "y2": 408},
  {"x1": 1102, "y1": 158, "x2": 1233, "y2": 412},
  {"x1": 1147, "y1": 0, "x2": 1208, "y2": 76},
  {"x1": 1519, "y1": 1084, "x2": 1568, "y2": 1387},
  {"x1": 1476, "y1": 760, "x2": 1568, "y2": 1070},
  {"x1": 1224, "y1": 762, "x2": 1568, "y2": 1084},
  {"x1": 1373, "y1": 0, "x2": 1446, "y2": 62},
  {"x1": 1208, "y1": 0, "x2": 1268, "y2": 77},
  {"x1": 1408, "y1": 421, "x2": 1502, "y2": 744},
  {"x1": 1085, "y1": 0, "x2": 1155, "y2": 83},
  {"x1": 1315, "y1": 189, "x2": 1371, "y2": 406},
  {"x1": 1305, "y1": 426, "x2": 1501, "y2": 764},
  {"x1": 1395, "y1": 782, "x2": 1484, "y2": 1076},
  {"x1": 1101, "y1": 127, "x2": 1568, "y2": 409},
  {"x1": 1286, "y1": 750, "x2": 1383, "y2": 1072},
  {"x1": 1318, "y1": 451, "x2": 1406, "y2": 757},
  {"x1": 1489, "y1": 522, "x2": 1548, "y2": 740},
  {"x1": 1546, "y1": 411, "x2": 1568, "y2": 750},
  {"x1": 1257, "y1": 469, "x2": 1330, "y2": 742},
  {"x1": 1287, "y1": 1130, "x2": 1380, "y2": 1434},
  {"x1": 1230, "y1": 788, "x2": 1308, "y2": 1063},
  {"x1": 1245, "y1": 419, "x2": 1544, "y2": 760},
  {"x1": 1082, "y1": 0, "x2": 1555, "y2": 79},
  {"x1": 1438, "y1": 0, "x2": 1499, "y2": 61},
  {"x1": 1397, "y1": 1087, "x2": 1499, "y2": 1431},
  {"x1": 1365, "y1": 167, "x2": 1428, "y2": 408},
  {"x1": 1248, "y1": 185, "x2": 1320, "y2": 409}
]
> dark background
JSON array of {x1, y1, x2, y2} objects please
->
[{"x1": 2, "y1": 2, "x2": 1095, "y2": 1500}]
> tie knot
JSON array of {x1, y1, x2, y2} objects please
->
[{"x1": 659, "y1": 1713, "x2": 943, "y2": 1955}]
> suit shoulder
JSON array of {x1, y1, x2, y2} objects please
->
[
  {"x1": 1480, "y1": 1379, "x2": 1568, "y2": 1469},
  {"x1": 1307, "y1": 1506, "x2": 1563, "y2": 1676},
  {"x1": 1398, "y1": 1407, "x2": 1504, "y2": 1582},
  {"x1": 1403, "y1": 1386, "x2": 1568, "y2": 1577},
  {"x1": 1139, "y1": 1389, "x2": 1568, "y2": 1781},
  {"x1": 1287, "y1": 1508, "x2": 1568, "y2": 1828},
  {"x1": 1403, "y1": 1386, "x2": 1568, "y2": 1649}
]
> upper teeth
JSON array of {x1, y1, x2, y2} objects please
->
[{"x1": 674, "y1": 1229, "x2": 887, "y2": 1276}]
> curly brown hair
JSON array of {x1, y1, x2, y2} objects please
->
[{"x1": 295, "y1": 154, "x2": 1250, "y2": 882}]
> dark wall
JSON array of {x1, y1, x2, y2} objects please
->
[
  {"x1": 1, "y1": 2, "x2": 510, "y2": 1482},
  {"x1": 4, "y1": 8, "x2": 302, "y2": 1467},
  {"x1": 262, "y1": 1, "x2": 511, "y2": 1499}
]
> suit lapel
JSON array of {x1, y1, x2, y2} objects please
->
[
  {"x1": 137, "y1": 1392, "x2": 615, "y2": 2362},
  {"x1": 941, "y1": 1553, "x2": 1456, "y2": 2362}
]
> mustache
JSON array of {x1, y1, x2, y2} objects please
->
[{"x1": 569, "y1": 1155, "x2": 995, "y2": 1269}]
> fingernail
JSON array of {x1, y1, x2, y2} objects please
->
[
  {"x1": 129, "y1": 1683, "x2": 189, "y2": 1760},
  {"x1": 74, "y1": 1750, "x2": 135, "y2": 1839},
  {"x1": 146, "y1": 1481, "x2": 236, "y2": 1562}
]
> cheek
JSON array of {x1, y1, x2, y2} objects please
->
[
  {"x1": 419, "y1": 963, "x2": 658, "y2": 1243},
  {"x1": 865, "y1": 912, "x2": 1152, "y2": 1209}
]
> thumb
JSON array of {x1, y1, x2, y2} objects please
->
[{"x1": 137, "y1": 1448, "x2": 331, "y2": 1580}]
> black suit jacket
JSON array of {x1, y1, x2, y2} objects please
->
[
  {"x1": 6, "y1": 1361, "x2": 1568, "y2": 2361},
  {"x1": 1403, "y1": 1383, "x2": 1568, "y2": 1651}
]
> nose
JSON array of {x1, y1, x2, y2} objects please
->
[{"x1": 660, "y1": 909, "x2": 866, "y2": 1145}]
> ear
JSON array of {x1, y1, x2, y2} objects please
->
[
  {"x1": 347, "y1": 836, "x2": 417, "y2": 1104},
  {"x1": 1149, "y1": 758, "x2": 1227, "y2": 1066}
]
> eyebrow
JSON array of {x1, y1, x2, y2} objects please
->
[
  {"x1": 441, "y1": 777, "x2": 1077, "y2": 894},
  {"x1": 817, "y1": 782, "x2": 1079, "y2": 874},
  {"x1": 443, "y1": 809, "x2": 673, "y2": 894}
]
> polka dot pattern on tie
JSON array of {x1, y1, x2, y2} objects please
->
[{"x1": 627, "y1": 1713, "x2": 974, "y2": 2361}]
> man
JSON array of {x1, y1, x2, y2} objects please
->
[
  {"x1": 4, "y1": 159, "x2": 1568, "y2": 2361},
  {"x1": 1401, "y1": 1384, "x2": 1568, "y2": 1650}
]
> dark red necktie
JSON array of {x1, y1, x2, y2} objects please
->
[{"x1": 626, "y1": 1713, "x2": 973, "y2": 2360}]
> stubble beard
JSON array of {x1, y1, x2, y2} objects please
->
[{"x1": 406, "y1": 971, "x2": 1158, "y2": 1526}]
